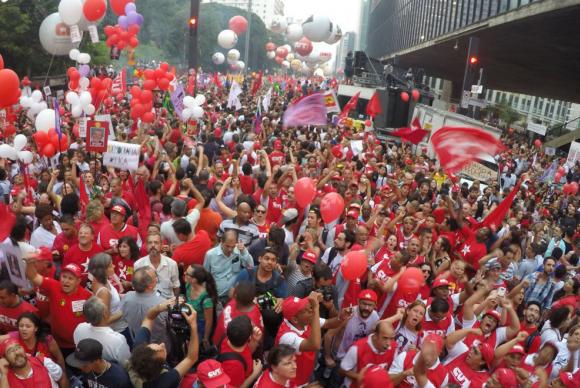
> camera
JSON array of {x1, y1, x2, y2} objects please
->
[
  {"x1": 317, "y1": 286, "x2": 334, "y2": 302},
  {"x1": 168, "y1": 303, "x2": 192, "y2": 335},
  {"x1": 257, "y1": 291, "x2": 276, "y2": 310}
]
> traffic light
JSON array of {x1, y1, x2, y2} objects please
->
[
  {"x1": 188, "y1": 17, "x2": 197, "y2": 28},
  {"x1": 469, "y1": 56, "x2": 478, "y2": 65}
]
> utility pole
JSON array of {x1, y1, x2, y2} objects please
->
[
  {"x1": 188, "y1": 0, "x2": 201, "y2": 70},
  {"x1": 243, "y1": 0, "x2": 252, "y2": 73}
]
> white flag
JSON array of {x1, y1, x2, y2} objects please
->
[
  {"x1": 227, "y1": 81, "x2": 243, "y2": 111},
  {"x1": 262, "y1": 87, "x2": 272, "y2": 113}
]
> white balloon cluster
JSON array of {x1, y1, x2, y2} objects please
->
[
  {"x1": 0, "y1": 135, "x2": 33, "y2": 163},
  {"x1": 19, "y1": 90, "x2": 48, "y2": 120},
  {"x1": 66, "y1": 91, "x2": 96, "y2": 118},
  {"x1": 69, "y1": 48, "x2": 91, "y2": 64},
  {"x1": 181, "y1": 94, "x2": 206, "y2": 121},
  {"x1": 35, "y1": 109, "x2": 56, "y2": 133}
]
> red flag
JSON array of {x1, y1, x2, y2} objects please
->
[
  {"x1": 0, "y1": 203, "x2": 15, "y2": 242},
  {"x1": 213, "y1": 72, "x2": 223, "y2": 89},
  {"x1": 478, "y1": 180, "x2": 522, "y2": 231},
  {"x1": 78, "y1": 175, "x2": 89, "y2": 214},
  {"x1": 112, "y1": 67, "x2": 126, "y2": 94},
  {"x1": 251, "y1": 71, "x2": 263, "y2": 96},
  {"x1": 340, "y1": 92, "x2": 360, "y2": 118},
  {"x1": 132, "y1": 178, "x2": 151, "y2": 241},
  {"x1": 391, "y1": 117, "x2": 429, "y2": 145},
  {"x1": 366, "y1": 91, "x2": 382, "y2": 118},
  {"x1": 430, "y1": 127, "x2": 505, "y2": 173}
]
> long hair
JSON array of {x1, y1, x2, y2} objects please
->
[
  {"x1": 17, "y1": 312, "x2": 50, "y2": 343},
  {"x1": 190, "y1": 264, "x2": 219, "y2": 306},
  {"x1": 117, "y1": 236, "x2": 140, "y2": 261},
  {"x1": 88, "y1": 253, "x2": 113, "y2": 284},
  {"x1": 402, "y1": 300, "x2": 426, "y2": 332}
]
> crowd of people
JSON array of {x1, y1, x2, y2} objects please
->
[{"x1": 0, "y1": 72, "x2": 578, "y2": 388}]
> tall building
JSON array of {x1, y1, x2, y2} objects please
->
[
  {"x1": 202, "y1": 0, "x2": 284, "y2": 27},
  {"x1": 358, "y1": 0, "x2": 371, "y2": 51},
  {"x1": 335, "y1": 31, "x2": 356, "y2": 73}
]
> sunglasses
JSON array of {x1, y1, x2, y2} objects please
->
[{"x1": 255, "y1": 209, "x2": 266, "y2": 214}]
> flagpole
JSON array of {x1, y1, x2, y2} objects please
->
[{"x1": 244, "y1": 0, "x2": 252, "y2": 73}]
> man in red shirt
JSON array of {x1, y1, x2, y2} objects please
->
[
  {"x1": 269, "y1": 140, "x2": 285, "y2": 166},
  {"x1": 63, "y1": 224, "x2": 103, "y2": 283},
  {"x1": 456, "y1": 225, "x2": 490, "y2": 270},
  {"x1": 97, "y1": 205, "x2": 142, "y2": 254},
  {"x1": 105, "y1": 177, "x2": 136, "y2": 210},
  {"x1": 0, "y1": 280, "x2": 38, "y2": 334},
  {"x1": 171, "y1": 218, "x2": 212, "y2": 267},
  {"x1": 25, "y1": 259, "x2": 91, "y2": 354},
  {"x1": 443, "y1": 327, "x2": 494, "y2": 387},
  {"x1": 51, "y1": 214, "x2": 78, "y2": 262}
]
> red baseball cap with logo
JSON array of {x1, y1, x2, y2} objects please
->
[
  {"x1": 432, "y1": 277, "x2": 451, "y2": 289},
  {"x1": 61, "y1": 263, "x2": 82, "y2": 278},
  {"x1": 282, "y1": 297, "x2": 310, "y2": 321},
  {"x1": 347, "y1": 210, "x2": 359, "y2": 218},
  {"x1": 478, "y1": 342, "x2": 495, "y2": 369},
  {"x1": 358, "y1": 289, "x2": 377, "y2": 303},
  {"x1": 507, "y1": 344, "x2": 525, "y2": 356},
  {"x1": 35, "y1": 246, "x2": 54, "y2": 262},
  {"x1": 302, "y1": 250, "x2": 318, "y2": 264},
  {"x1": 362, "y1": 365, "x2": 394, "y2": 388},
  {"x1": 484, "y1": 309, "x2": 501, "y2": 322},
  {"x1": 197, "y1": 359, "x2": 231, "y2": 388},
  {"x1": 0, "y1": 338, "x2": 20, "y2": 357},
  {"x1": 111, "y1": 205, "x2": 126, "y2": 216},
  {"x1": 493, "y1": 368, "x2": 517, "y2": 386}
]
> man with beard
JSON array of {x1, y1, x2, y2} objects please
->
[
  {"x1": 443, "y1": 327, "x2": 494, "y2": 387},
  {"x1": 523, "y1": 256, "x2": 558, "y2": 311},
  {"x1": 518, "y1": 301, "x2": 542, "y2": 353},
  {"x1": 320, "y1": 230, "x2": 356, "y2": 277},
  {"x1": 0, "y1": 339, "x2": 63, "y2": 388},
  {"x1": 134, "y1": 232, "x2": 180, "y2": 299}
]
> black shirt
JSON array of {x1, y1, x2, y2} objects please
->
[
  {"x1": 134, "y1": 327, "x2": 181, "y2": 388},
  {"x1": 82, "y1": 361, "x2": 133, "y2": 388}
]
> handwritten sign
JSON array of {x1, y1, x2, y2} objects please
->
[
  {"x1": 103, "y1": 141, "x2": 141, "y2": 171},
  {"x1": 0, "y1": 240, "x2": 31, "y2": 290},
  {"x1": 459, "y1": 161, "x2": 498, "y2": 183},
  {"x1": 567, "y1": 141, "x2": 580, "y2": 167}
]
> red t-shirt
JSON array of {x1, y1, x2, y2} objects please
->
[
  {"x1": 51, "y1": 233, "x2": 78, "y2": 259},
  {"x1": 195, "y1": 209, "x2": 222, "y2": 244},
  {"x1": 113, "y1": 256, "x2": 135, "y2": 283},
  {"x1": 171, "y1": 230, "x2": 212, "y2": 267},
  {"x1": 0, "y1": 301, "x2": 38, "y2": 334},
  {"x1": 39, "y1": 277, "x2": 91, "y2": 349},
  {"x1": 97, "y1": 223, "x2": 141, "y2": 251},
  {"x1": 220, "y1": 341, "x2": 252, "y2": 387},
  {"x1": 89, "y1": 216, "x2": 110, "y2": 242},
  {"x1": 254, "y1": 371, "x2": 296, "y2": 388},
  {"x1": 456, "y1": 226, "x2": 487, "y2": 270},
  {"x1": 213, "y1": 300, "x2": 263, "y2": 345},
  {"x1": 269, "y1": 151, "x2": 285, "y2": 166},
  {"x1": 239, "y1": 175, "x2": 255, "y2": 195},
  {"x1": 105, "y1": 191, "x2": 137, "y2": 210},
  {"x1": 63, "y1": 244, "x2": 104, "y2": 283}
]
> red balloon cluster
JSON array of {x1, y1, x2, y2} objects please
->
[
  {"x1": 563, "y1": 182, "x2": 579, "y2": 196},
  {"x1": 67, "y1": 66, "x2": 81, "y2": 90},
  {"x1": 0, "y1": 67, "x2": 20, "y2": 109},
  {"x1": 142, "y1": 62, "x2": 175, "y2": 91},
  {"x1": 104, "y1": 24, "x2": 140, "y2": 51},
  {"x1": 129, "y1": 85, "x2": 154, "y2": 122},
  {"x1": 34, "y1": 129, "x2": 69, "y2": 158},
  {"x1": 89, "y1": 76, "x2": 113, "y2": 109},
  {"x1": 83, "y1": 0, "x2": 107, "y2": 22},
  {"x1": 294, "y1": 37, "x2": 313, "y2": 56}
]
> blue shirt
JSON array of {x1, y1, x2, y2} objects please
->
[{"x1": 203, "y1": 245, "x2": 253, "y2": 297}]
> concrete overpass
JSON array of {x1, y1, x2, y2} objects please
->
[{"x1": 367, "y1": 0, "x2": 580, "y2": 102}]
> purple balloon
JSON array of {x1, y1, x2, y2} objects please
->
[
  {"x1": 127, "y1": 11, "x2": 139, "y2": 25},
  {"x1": 118, "y1": 15, "x2": 129, "y2": 29},
  {"x1": 125, "y1": 2, "x2": 137, "y2": 15},
  {"x1": 135, "y1": 13, "x2": 144, "y2": 26},
  {"x1": 78, "y1": 64, "x2": 90, "y2": 77}
]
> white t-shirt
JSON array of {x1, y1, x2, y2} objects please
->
[
  {"x1": 551, "y1": 341, "x2": 580, "y2": 380},
  {"x1": 278, "y1": 318, "x2": 326, "y2": 351},
  {"x1": 73, "y1": 323, "x2": 131, "y2": 365},
  {"x1": 336, "y1": 307, "x2": 380, "y2": 358},
  {"x1": 394, "y1": 323, "x2": 419, "y2": 353}
]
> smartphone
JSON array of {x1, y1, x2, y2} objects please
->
[{"x1": 498, "y1": 287, "x2": 506, "y2": 298}]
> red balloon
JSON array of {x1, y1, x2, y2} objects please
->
[
  {"x1": 0, "y1": 69, "x2": 20, "y2": 107},
  {"x1": 90, "y1": 77, "x2": 102, "y2": 90},
  {"x1": 555, "y1": 173, "x2": 563, "y2": 183},
  {"x1": 59, "y1": 134, "x2": 69, "y2": 150},
  {"x1": 83, "y1": 0, "x2": 107, "y2": 22},
  {"x1": 320, "y1": 192, "x2": 345, "y2": 224},
  {"x1": 275, "y1": 47, "x2": 288, "y2": 58},
  {"x1": 130, "y1": 85, "x2": 142, "y2": 98},
  {"x1": 365, "y1": 120, "x2": 372, "y2": 127},
  {"x1": 49, "y1": 133, "x2": 59, "y2": 147},
  {"x1": 340, "y1": 250, "x2": 368, "y2": 281},
  {"x1": 331, "y1": 144, "x2": 343, "y2": 159},
  {"x1": 411, "y1": 89, "x2": 420, "y2": 101},
  {"x1": 154, "y1": 68, "x2": 165, "y2": 79},
  {"x1": 265, "y1": 42, "x2": 276, "y2": 52},
  {"x1": 143, "y1": 79, "x2": 156, "y2": 91},
  {"x1": 132, "y1": 103, "x2": 145, "y2": 118},
  {"x1": 143, "y1": 69, "x2": 155, "y2": 80},
  {"x1": 400, "y1": 92, "x2": 410, "y2": 102},
  {"x1": 4, "y1": 124, "x2": 16, "y2": 137},
  {"x1": 294, "y1": 37, "x2": 313, "y2": 57},
  {"x1": 534, "y1": 139, "x2": 542, "y2": 148},
  {"x1": 128, "y1": 37, "x2": 139, "y2": 48},
  {"x1": 141, "y1": 111, "x2": 155, "y2": 123},
  {"x1": 275, "y1": 57, "x2": 284, "y2": 65},
  {"x1": 570, "y1": 182, "x2": 579, "y2": 195},
  {"x1": 563, "y1": 183, "x2": 571, "y2": 195},
  {"x1": 34, "y1": 131, "x2": 48, "y2": 148},
  {"x1": 0, "y1": 54, "x2": 3, "y2": 70},
  {"x1": 128, "y1": 25, "x2": 140, "y2": 35},
  {"x1": 157, "y1": 78, "x2": 170, "y2": 91},
  {"x1": 159, "y1": 62, "x2": 169, "y2": 72},
  {"x1": 295, "y1": 178, "x2": 316, "y2": 207},
  {"x1": 42, "y1": 143, "x2": 56, "y2": 158},
  {"x1": 398, "y1": 267, "x2": 425, "y2": 294},
  {"x1": 558, "y1": 166, "x2": 565, "y2": 175},
  {"x1": 140, "y1": 90, "x2": 153, "y2": 104},
  {"x1": 110, "y1": 0, "x2": 132, "y2": 15},
  {"x1": 116, "y1": 40, "x2": 127, "y2": 50},
  {"x1": 229, "y1": 15, "x2": 248, "y2": 34},
  {"x1": 68, "y1": 81, "x2": 79, "y2": 90},
  {"x1": 104, "y1": 25, "x2": 115, "y2": 36}
]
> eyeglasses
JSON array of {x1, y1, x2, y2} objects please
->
[
  {"x1": 422, "y1": 269, "x2": 431, "y2": 273},
  {"x1": 255, "y1": 209, "x2": 266, "y2": 214}
]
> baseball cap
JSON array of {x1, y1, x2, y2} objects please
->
[
  {"x1": 0, "y1": 338, "x2": 20, "y2": 357},
  {"x1": 197, "y1": 359, "x2": 231, "y2": 388},
  {"x1": 432, "y1": 277, "x2": 451, "y2": 289},
  {"x1": 347, "y1": 210, "x2": 359, "y2": 218},
  {"x1": 281, "y1": 208, "x2": 298, "y2": 224},
  {"x1": 484, "y1": 309, "x2": 502, "y2": 322},
  {"x1": 273, "y1": 139, "x2": 282, "y2": 150},
  {"x1": 61, "y1": 263, "x2": 82, "y2": 278},
  {"x1": 381, "y1": 185, "x2": 392, "y2": 193},
  {"x1": 493, "y1": 368, "x2": 517, "y2": 386},
  {"x1": 282, "y1": 297, "x2": 309, "y2": 321},
  {"x1": 65, "y1": 339, "x2": 103, "y2": 368},
  {"x1": 111, "y1": 205, "x2": 127, "y2": 216},
  {"x1": 422, "y1": 333, "x2": 443, "y2": 354},
  {"x1": 35, "y1": 246, "x2": 54, "y2": 262},
  {"x1": 302, "y1": 249, "x2": 318, "y2": 264},
  {"x1": 559, "y1": 371, "x2": 577, "y2": 388},
  {"x1": 358, "y1": 289, "x2": 377, "y2": 303},
  {"x1": 507, "y1": 344, "x2": 525, "y2": 356},
  {"x1": 478, "y1": 342, "x2": 495, "y2": 369},
  {"x1": 485, "y1": 258, "x2": 501, "y2": 271},
  {"x1": 362, "y1": 365, "x2": 394, "y2": 388}
]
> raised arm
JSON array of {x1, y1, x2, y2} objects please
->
[{"x1": 215, "y1": 177, "x2": 237, "y2": 219}]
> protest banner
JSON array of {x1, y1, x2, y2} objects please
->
[
  {"x1": 0, "y1": 240, "x2": 30, "y2": 290},
  {"x1": 170, "y1": 82, "x2": 186, "y2": 119},
  {"x1": 94, "y1": 114, "x2": 116, "y2": 140},
  {"x1": 103, "y1": 141, "x2": 141, "y2": 171}
]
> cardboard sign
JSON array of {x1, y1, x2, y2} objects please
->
[
  {"x1": 567, "y1": 141, "x2": 580, "y2": 166},
  {"x1": 43, "y1": 86, "x2": 52, "y2": 96},
  {"x1": 103, "y1": 141, "x2": 141, "y2": 171},
  {"x1": 527, "y1": 121, "x2": 547, "y2": 136},
  {"x1": 70, "y1": 25, "x2": 82, "y2": 43},
  {"x1": 0, "y1": 240, "x2": 31, "y2": 290},
  {"x1": 88, "y1": 25, "x2": 99, "y2": 43},
  {"x1": 460, "y1": 161, "x2": 498, "y2": 183},
  {"x1": 86, "y1": 120, "x2": 109, "y2": 152},
  {"x1": 79, "y1": 117, "x2": 87, "y2": 137},
  {"x1": 170, "y1": 83, "x2": 186, "y2": 119}
]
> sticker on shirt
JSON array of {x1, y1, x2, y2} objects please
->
[{"x1": 72, "y1": 300, "x2": 86, "y2": 313}]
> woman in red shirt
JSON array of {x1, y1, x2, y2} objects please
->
[
  {"x1": 114, "y1": 236, "x2": 140, "y2": 292},
  {"x1": 254, "y1": 344, "x2": 297, "y2": 388}
]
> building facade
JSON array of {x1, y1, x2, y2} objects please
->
[
  {"x1": 335, "y1": 31, "x2": 357, "y2": 73},
  {"x1": 202, "y1": 0, "x2": 285, "y2": 27}
]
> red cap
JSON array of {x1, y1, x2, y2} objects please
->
[
  {"x1": 282, "y1": 297, "x2": 309, "y2": 321},
  {"x1": 422, "y1": 333, "x2": 444, "y2": 354},
  {"x1": 331, "y1": 144, "x2": 343, "y2": 158},
  {"x1": 362, "y1": 365, "x2": 394, "y2": 388},
  {"x1": 507, "y1": 344, "x2": 525, "y2": 355},
  {"x1": 197, "y1": 359, "x2": 231, "y2": 388},
  {"x1": 302, "y1": 250, "x2": 318, "y2": 264},
  {"x1": 484, "y1": 309, "x2": 501, "y2": 322},
  {"x1": 111, "y1": 205, "x2": 127, "y2": 216},
  {"x1": 494, "y1": 368, "x2": 517, "y2": 386},
  {"x1": 62, "y1": 263, "x2": 82, "y2": 278},
  {"x1": 347, "y1": 210, "x2": 359, "y2": 218},
  {"x1": 381, "y1": 185, "x2": 392, "y2": 193},
  {"x1": 358, "y1": 289, "x2": 377, "y2": 303},
  {"x1": 432, "y1": 277, "x2": 451, "y2": 288},
  {"x1": 559, "y1": 371, "x2": 577, "y2": 388},
  {"x1": 36, "y1": 246, "x2": 54, "y2": 262},
  {"x1": 273, "y1": 139, "x2": 282, "y2": 150},
  {"x1": 451, "y1": 185, "x2": 460, "y2": 193},
  {"x1": 0, "y1": 338, "x2": 20, "y2": 357},
  {"x1": 478, "y1": 342, "x2": 495, "y2": 369},
  {"x1": 214, "y1": 128, "x2": 222, "y2": 138},
  {"x1": 253, "y1": 141, "x2": 261, "y2": 150}
]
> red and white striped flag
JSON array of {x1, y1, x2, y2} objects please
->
[
  {"x1": 112, "y1": 67, "x2": 126, "y2": 94},
  {"x1": 430, "y1": 127, "x2": 505, "y2": 173}
]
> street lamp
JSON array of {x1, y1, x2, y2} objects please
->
[{"x1": 188, "y1": 0, "x2": 200, "y2": 70}]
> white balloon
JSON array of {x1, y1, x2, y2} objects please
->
[
  {"x1": 71, "y1": 104, "x2": 83, "y2": 118},
  {"x1": 236, "y1": 61, "x2": 245, "y2": 70},
  {"x1": 191, "y1": 106, "x2": 204, "y2": 119},
  {"x1": 0, "y1": 145, "x2": 16, "y2": 160},
  {"x1": 212, "y1": 52, "x2": 225, "y2": 65},
  {"x1": 282, "y1": 60, "x2": 290, "y2": 69},
  {"x1": 183, "y1": 96, "x2": 196, "y2": 108},
  {"x1": 266, "y1": 51, "x2": 276, "y2": 59},
  {"x1": 181, "y1": 108, "x2": 193, "y2": 121},
  {"x1": 30, "y1": 102, "x2": 48, "y2": 115},
  {"x1": 18, "y1": 151, "x2": 34, "y2": 164},
  {"x1": 324, "y1": 23, "x2": 343, "y2": 44},
  {"x1": 31, "y1": 90, "x2": 43, "y2": 103},
  {"x1": 35, "y1": 109, "x2": 56, "y2": 133},
  {"x1": 59, "y1": 0, "x2": 83, "y2": 26},
  {"x1": 227, "y1": 49, "x2": 240, "y2": 62},
  {"x1": 13, "y1": 134, "x2": 28, "y2": 152},
  {"x1": 318, "y1": 51, "x2": 332, "y2": 63},
  {"x1": 302, "y1": 15, "x2": 332, "y2": 42},
  {"x1": 69, "y1": 48, "x2": 80, "y2": 61},
  {"x1": 77, "y1": 53, "x2": 91, "y2": 64},
  {"x1": 286, "y1": 53, "x2": 295, "y2": 61},
  {"x1": 314, "y1": 68, "x2": 324, "y2": 77},
  {"x1": 19, "y1": 96, "x2": 32, "y2": 108},
  {"x1": 79, "y1": 91, "x2": 92, "y2": 107},
  {"x1": 270, "y1": 15, "x2": 287, "y2": 33},
  {"x1": 282, "y1": 44, "x2": 292, "y2": 53},
  {"x1": 39, "y1": 13, "x2": 77, "y2": 56},
  {"x1": 217, "y1": 30, "x2": 238, "y2": 50},
  {"x1": 194, "y1": 94, "x2": 206, "y2": 106},
  {"x1": 285, "y1": 24, "x2": 303, "y2": 42},
  {"x1": 65, "y1": 91, "x2": 80, "y2": 105},
  {"x1": 79, "y1": 77, "x2": 90, "y2": 89},
  {"x1": 84, "y1": 104, "x2": 96, "y2": 116}
]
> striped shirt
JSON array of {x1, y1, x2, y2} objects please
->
[{"x1": 217, "y1": 219, "x2": 260, "y2": 247}]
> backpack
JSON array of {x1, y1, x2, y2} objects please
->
[
  {"x1": 247, "y1": 268, "x2": 282, "y2": 296},
  {"x1": 524, "y1": 330, "x2": 540, "y2": 353}
]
